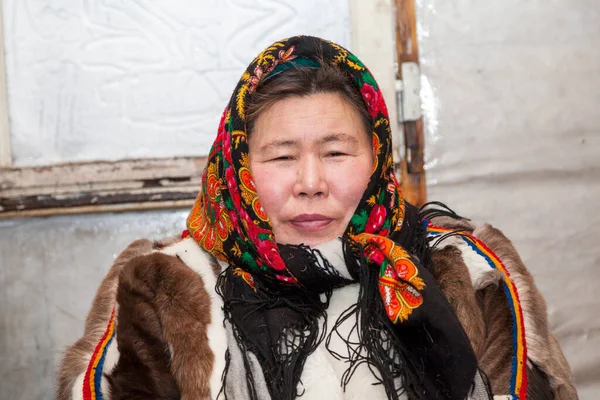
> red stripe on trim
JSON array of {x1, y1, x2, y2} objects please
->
[{"x1": 82, "y1": 307, "x2": 116, "y2": 400}]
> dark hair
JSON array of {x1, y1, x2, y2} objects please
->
[{"x1": 246, "y1": 61, "x2": 372, "y2": 136}]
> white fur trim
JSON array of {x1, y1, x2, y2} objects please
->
[
  {"x1": 431, "y1": 235, "x2": 502, "y2": 289},
  {"x1": 100, "y1": 375, "x2": 112, "y2": 399},
  {"x1": 160, "y1": 238, "x2": 227, "y2": 400},
  {"x1": 71, "y1": 372, "x2": 85, "y2": 400},
  {"x1": 102, "y1": 333, "x2": 120, "y2": 375},
  {"x1": 300, "y1": 345, "x2": 344, "y2": 400},
  {"x1": 219, "y1": 321, "x2": 271, "y2": 400},
  {"x1": 314, "y1": 238, "x2": 353, "y2": 280}
]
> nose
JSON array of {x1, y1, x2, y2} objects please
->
[{"x1": 292, "y1": 155, "x2": 329, "y2": 198}]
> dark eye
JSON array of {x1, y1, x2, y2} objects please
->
[
  {"x1": 326, "y1": 152, "x2": 346, "y2": 157},
  {"x1": 272, "y1": 156, "x2": 294, "y2": 161}
]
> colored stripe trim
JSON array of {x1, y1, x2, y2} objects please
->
[
  {"x1": 82, "y1": 307, "x2": 116, "y2": 400},
  {"x1": 427, "y1": 223, "x2": 528, "y2": 400}
]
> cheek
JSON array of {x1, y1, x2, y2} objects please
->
[
  {"x1": 330, "y1": 159, "x2": 372, "y2": 209},
  {"x1": 251, "y1": 165, "x2": 292, "y2": 218}
]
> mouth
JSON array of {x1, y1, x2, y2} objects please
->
[{"x1": 289, "y1": 214, "x2": 333, "y2": 231}]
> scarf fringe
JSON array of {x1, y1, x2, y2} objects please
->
[
  {"x1": 327, "y1": 240, "x2": 423, "y2": 400},
  {"x1": 216, "y1": 245, "x2": 346, "y2": 400}
]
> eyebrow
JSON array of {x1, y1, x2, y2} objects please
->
[
  {"x1": 259, "y1": 133, "x2": 359, "y2": 152},
  {"x1": 259, "y1": 139, "x2": 297, "y2": 153},
  {"x1": 319, "y1": 133, "x2": 359, "y2": 145}
]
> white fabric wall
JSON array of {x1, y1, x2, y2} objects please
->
[
  {"x1": 3, "y1": 0, "x2": 351, "y2": 166},
  {"x1": 417, "y1": 1, "x2": 600, "y2": 397}
]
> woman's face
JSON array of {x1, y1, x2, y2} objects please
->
[{"x1": 249, "y1": 93, "x2": 373, "y2": 247}]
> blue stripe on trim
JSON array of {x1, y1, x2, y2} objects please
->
[{"x1": 93, "y1": 333, "x2": 115, "y2": 400}]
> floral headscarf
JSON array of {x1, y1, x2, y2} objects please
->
[
  {"x1": 187, "y1": 36, "x2": 477, "y2": 400},
  {"x1": 186, "y1": 36, "x2": 424, "y2": 323}
]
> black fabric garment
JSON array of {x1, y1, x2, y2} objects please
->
[{"x1": 218, "y1": 203, "x2": 478, "y2": 400}]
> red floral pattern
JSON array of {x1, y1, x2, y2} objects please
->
[{"x1": 360, "y1": 83, "x2": 387, "y2": 118}]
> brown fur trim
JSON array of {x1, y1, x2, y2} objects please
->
[
  {"x1": 109, "y1": 252, "x2": 213, "y2": 400},
  {"x1": 432, "y1": 246, "x2": 486, "y2": 359},
  {"x1": 56, "y1": 239, "x2": 154, "y2": 400},
  {"x1": 477, "y1": 282, "x2": 514, "y2": 393},
  {"x1": 428, "y1": 215, "x2": 477, "y2": 234},
  {"x1": 526, "y1": 362, "x2": 554, "y2": 400},
  {"x1": 473, "y1": 224, "x2": 578, "y2": 399},
  {"x1": 208, "y1": 255, "x2": 222, "y2": 277}
]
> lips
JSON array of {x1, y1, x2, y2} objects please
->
[{"x1": 289, "y1": 214, "x2": 333, "y2": 231}]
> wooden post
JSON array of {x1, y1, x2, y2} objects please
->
[{"x1": 394, "y1": 0, "x2": 427, "y2": 207}]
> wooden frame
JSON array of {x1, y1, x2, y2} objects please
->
[
  {"x1": 0, "y1": 0, "x2": 424, "y2": 218},
  {"x1": 394, "y1": 0, "x2": 427, "y2": 206}
]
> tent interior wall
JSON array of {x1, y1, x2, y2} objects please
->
[{"x1": 0, "y1": 0, "x2": 598, "y2": 398}]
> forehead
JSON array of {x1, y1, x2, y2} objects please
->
[{"x1": 248, "y1": 93, "x2": 369, "y2": 150}]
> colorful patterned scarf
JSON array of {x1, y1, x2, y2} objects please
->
[{"x1": 187, "y1": 36, "x2": 477, "y2": 400}]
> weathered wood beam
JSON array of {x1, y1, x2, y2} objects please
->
[{"x1": 0, "y1": 157, "x2": 206, "y2": 218}]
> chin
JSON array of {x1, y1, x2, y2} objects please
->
[
  {"x1": 274, "y1": 225, "x2": 344, "y2": 248},
  {"x1": 286, "y1": 235, "x2": 338, "y2": 248}
]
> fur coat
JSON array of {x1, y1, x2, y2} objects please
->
[{"x1": 56, "y1": 216, "x2": 578, "y2": 400}]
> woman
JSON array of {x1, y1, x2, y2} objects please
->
[{"x1": 57, "y1": 36, "x2": 577, "y2": 400}]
